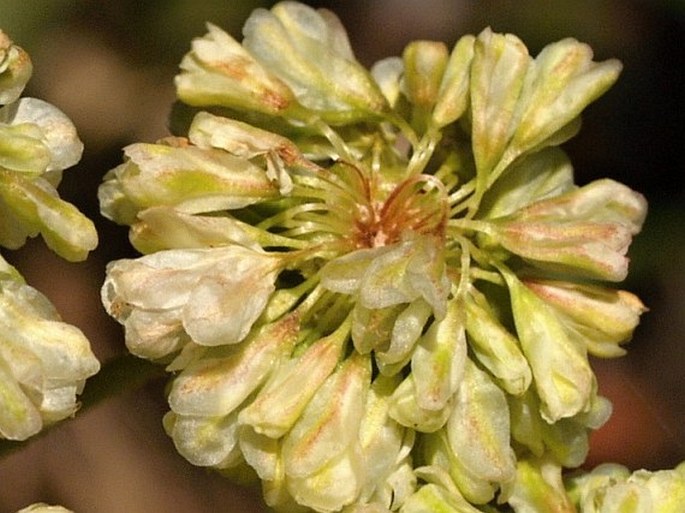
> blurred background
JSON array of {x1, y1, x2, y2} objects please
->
[{"x1": 0, "y1": 1, "x2": 683, "y2": 511}]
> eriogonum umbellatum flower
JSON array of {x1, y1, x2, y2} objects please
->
[
  {"x1": 100, "y1": 3, "x2": 653, "y2": 511},
  {"x1": 0, "y1": 31, "x2": 99, "y2": 440}
]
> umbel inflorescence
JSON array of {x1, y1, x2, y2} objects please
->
[{"x1": 98, "y1": 2, "x2": 684, "y2": 512}]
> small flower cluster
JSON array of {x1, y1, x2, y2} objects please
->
[
  {"x1": 99, "y1": 2, "x2": 681, "y2": 512},
  {"x1": 0, "y1": 31, "x2": 99, "y2": 441},
  {"x1": 16, "y1": 505, "x2": 73, "y2": 513},
  {"x1": 566, "y1": 462, "x2": 685, "y2": 513}
]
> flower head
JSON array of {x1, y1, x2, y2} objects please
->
[{"x1": 100, "y1": 3, "x2": 648, "y2": 511}]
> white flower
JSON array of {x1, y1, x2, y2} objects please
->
[
  {"x1": 102, "y1": 246, "x2": 283, "y2": 358},
  {"x1": 98, "y1": 3, "x2": 652, "y2": 512}
]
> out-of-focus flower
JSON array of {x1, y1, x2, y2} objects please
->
[
  {"x1": 0, "y1": 30, "x2": 31, "y2": 105},
  {"x1": 15, "y1": 505, "x2": 74, "y2": 513},
  {"x1": 0, "y1": 255, "x2": 99, "y2": 440},
  {"x1": 100, "y1": 2, "x2": 650, "y2": 511},
  {"x1": 0, "y1": 32, "x2": 99, "y2": 441},
  {"x1": 566, "y1": 462, "x2": 685, "y2": 513},
  {"x1": 0, "y1": 31, "x2": 96, "y2": 261}
]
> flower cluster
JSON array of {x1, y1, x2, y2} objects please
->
[
  {"x1": 16, "y1": 505, "x2": 73, "y2": 513},
  {"x1": 566, "y1": 462, "x2": 685, "y2": 513},
  {"x1": 0, "y1": 31, "x2": 99, "y2": 441},
  {"x1": 99, "y1": 2, "x2": 672, "y2": 512}
]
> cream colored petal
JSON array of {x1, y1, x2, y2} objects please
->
[
  {"x1": 282, "y1": 353, "x2": 369, "y2": 478},
  {"x1": 243, "y1": 2, "x2": 387, "y2": 121},
  {"x1": 175, "y1": 23, "x2": 295, "y2": 115},
  {"x1": 504, "y1": 271, "x2": 593, "y2": 421},
  {"x1": 411, "y1": 297, "x2": 466, "y2": 411},
  {"x1": 169, "y1": 315, "x2": 298, "y2": 416},
  {"x1": 239, "y1": 323, "x2": 346, "y2": 438},
  {"x1": 446, "y1": 360, "x2": 516, "y2": 495},
  {"x1": 164, "y1": 410, "x2": 242, "y2": 468}
]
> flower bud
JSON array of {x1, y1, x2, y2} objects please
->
[
  {"x1": 492, "y1": 179, "x2": 646, "y2": 281},
  {"x1": 511, "y1": 38, "x2": 622, "y2": 159},
  {"x1": 169, "y1": 314, "x2": 299, "y2": 417},
  {"x1": 508, "y1": 390, "x2": 545, "y2": 459},
  {"x1": 321, "y1": 235, "x2": 449, "y2": 318},
  {"x1": 470, "y1": 28, "x2": 529, "y2": 181},
  {"x1": 99, "y1": 140, "x2": 280, "y2": 225},
  {"x1": 0, "y1": 96, "x2": 95, "y2": 261},
  {"x1": 410, "y1": 296, "x2": 466, "y2": 411},
  {"x1": 444, "y1": 359, "x2": 516, "y2": 502},
  {"x1": 470, "y1": 29, "x2": 622, "y2": 187},
  {"x1": 163, "y1": 409, "x2": 242, "y2": 468},
  {"x1": 351, "y1": 302, "x2": 403, "y2": 355},
  {"x1": 0, "y1": 123, "x2": 50, "y2": 176},
  {"x1": 509, "y1": 388, "x2": 612, "y2": 469},
  {"x1": 282, "y1": 353, "x2": 370, "y2": 511},
  {"x1": 281, "y1": 352, "x2": 368, "y2": 478},
  {"x1": 188, "y1": 111, "x2": 318, "y2": 195},
  {"x1": 242, "y1": 2, "x2": 389, "y2": 123},
  {"x1": 524, "y1": 279, "x2": 646, "y2": 357},
  {"x1": 175, "y1": 23, "x2": 296, "y2": 116},
  {"x1": 239, "y1": 321, "x2": 347, "y2": 438},
  {"x1": 287, "y1": 449, "x2": 364, "y2": 513},
  {"x1": 375, "y1": 299, "x2": 432, "y2": 374},
  {"x1": 1, "y1": 97, "x2": 84, "y2": 172},
  {"x1": 402, "y1": 41, "x2": 448, "y2": 110},
  {"x1": 129, "y1": 206, "x2": 262, "y2": 253},
  {"x1": 432, "y1": 35, "x2": 475, "y2": 127},
  {"x1": 464, "y1": 289, "x2": 531, "y2": 395},
  {"x1": 357, "y1": 374, "x2": 416, "y2": 508},
  {"x1": 0, "y1": 170, "x2": 97, "y2": 261},
  {"x1": 370, "y1": 57, "x2": 403, "y2": 108},
  {"x1": 388, "y1": 374, "x2": 452, "y2": 433},
  {"x1": 477, "y1": 147, "x2": 574, "y2": 220},
  {"x1": 503, "y1": 271, "x2": 593, "y2": 422},
  {"x1": 504, "y1": 457, "x2": 575, "y2": 513}
]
